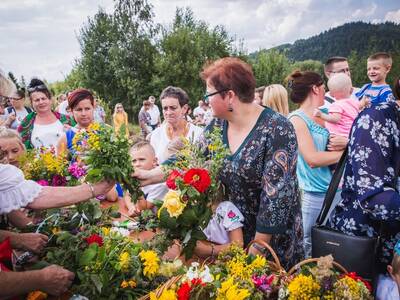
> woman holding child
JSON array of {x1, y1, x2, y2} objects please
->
[
  {"x1": 288, "y1": 70, "x2": 344, "y2": 258},
  {"x1": 136, "y1": 58, "x2": 304, "y2": 269}
]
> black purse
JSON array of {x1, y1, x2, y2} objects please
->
[{"x1": 311, "y1": 147, "x2": 379, "y2": 280}]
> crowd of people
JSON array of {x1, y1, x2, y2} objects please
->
[{"x1": 1, "y1": 52, "x2": 400, "y2": 299}]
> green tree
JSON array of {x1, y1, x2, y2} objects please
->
[
  {"x1": 250, "y1": 49, "x2": 290, "y2": 87},
  {"x1": 290, "y1": 59, "x2": 324, "y2": 74},
  {"x1": 152, "y1": 7, "x2": 233, "y2": 107}
]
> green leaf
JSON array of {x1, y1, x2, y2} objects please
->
[
  {"x1": 91, "y1": 274, "x2": 103, "y2": 293},
  {"x1": 79, "y1": 245, "x2": 97, "y2": 266},
  {"x1": 159, "y1": 207, "x2": 177, "y2": 229},
  {"x1": 178, "y1": 208, "x2": 197, "y2": 226}
]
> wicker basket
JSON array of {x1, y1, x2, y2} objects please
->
[
  {"x1": 138, "y1": 274, "x2": 183, "y2": 300},
  {"x1": 246, "y1": 239, "x2": 285, "y2": 273},
  {"x1": 287, "y1": 257, "x2": 348, "y2": 276}
]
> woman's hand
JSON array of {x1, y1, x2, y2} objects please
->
[
  {"x1": 327, "y1": 134, "x2": 348, "y2": 151},
  {"x1": 13, "y1": 233, "x2": 48, "y2": 254},
  {"x1": 38, "y1": 265, "x2": 75, "y2": 295}
]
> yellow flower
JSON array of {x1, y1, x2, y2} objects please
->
[
  {"x1": 287, "y1": 274, "x2": 321, "y2": 300},
  {"x1": 160, "y1": 190, "x2": 186, "y2": 218},
  {"x1": 149, "y1": 289, "x2": 177, "y2": 300},
  {"x1": 51, "y1": 227, "x2": 61, "y2": 235},
  {"x1": 139, "y1": 250, "x2": 160, "y2": 279},
  {"x1": 89, "y1": 122, "x2": 100, "y2": 131},
  {"x1": 249, "y1": 255, "x2": 267, "y2": 271},
  {"x1": 333, "y1": 276, "x2": 363, "y2": 298},
  {"x1": 128, "y1": 280, "x2": 137, "y2": 288},
  {"x1": 101, "y1": 227, "x2": 110, "y2": 236},
  {"x1": 119, "y1": 251, "x2": 131, "y2": 272},
  {"x1": 217, "y1": 277, "x2": 251, "y2": 300},
  {"x1": 121, "y1": 280, "x2": 129, "y2": 288}
]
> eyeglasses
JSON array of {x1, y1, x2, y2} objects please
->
[
  {"x1": 203, "y1": 89, "x2": 228, "y2": 102},
  {"x1": 329, "y1": 67, "x2": 350, "y2": 74},
  {"x1": 0, "y1": 95, "x2": 21, "y2": 102},
  {"x1": 27, "y1": 84, "x2": 47, "y2": 93}
]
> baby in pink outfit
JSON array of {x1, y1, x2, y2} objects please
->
[{"x1": 314, "y1": 73, "x2": 366, "y2": 137}]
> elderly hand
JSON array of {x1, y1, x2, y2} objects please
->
[
  {"x1": 93, "y1": 180, "x2": 116, "y2": 196},
  {"x1": 327, "y1": 134, "x2": 348, "y2": 151},
  {"x1": 14, "y1": 233, "x2": 48, "y2": 254},
  {"x1": 38, "y1": 265, "x2": 75, "y2": 295}
]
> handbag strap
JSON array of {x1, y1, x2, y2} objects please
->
[{"x1": 316, "y1": 146, "x2": 348, "y2": 225}]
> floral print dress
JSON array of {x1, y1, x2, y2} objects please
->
[
  {"x1": 205, "y1": 108, "x2": 304, "y2": 270},
  {"x1": 328, "y1": 101, "x2": 400, "y2": 270}
]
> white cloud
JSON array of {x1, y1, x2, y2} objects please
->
[{"x1": 385, "y1": 9, "x2": 400, "y2": 23}]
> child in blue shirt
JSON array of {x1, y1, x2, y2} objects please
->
[
  {"x1": 356, "y1": 52, "x2": 395, "y2": 105},
  {"x1": 376, "y1": 240, "x2": 400, "y2": 299}
]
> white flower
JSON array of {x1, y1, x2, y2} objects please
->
[
  {"x1": 110, "y1": 227, "x2": 130, "y2": 237},
  {"x1": 357, "y1": 176, "x2": 371, "y2": 188},
  {"x1": 357, "y1": 115, "x2": 370, "y2": 129}
]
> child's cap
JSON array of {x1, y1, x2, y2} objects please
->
[{"x1": 395, "y1": 240, "x2": 400, "y2": 256}]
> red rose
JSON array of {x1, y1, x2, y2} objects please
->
[
  {"x1": 191, "y1": 278, "x2": 205, "y2": 286},
  {"x1": 85, "y1": 234, "x2": 103, "y2": 247},
  {"x1": 166, "y1": 170, "x2": 181, "y2": 190},
  {"x1": 177, "y1": 281, "x2": 191, "y2": 300},
  {"x1": 183, "y1": 169, "x2": 211, "y2": 193}
]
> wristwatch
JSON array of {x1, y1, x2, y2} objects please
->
[{"x1": 252, "y1": 243, "x2": 267, "y2": 255}]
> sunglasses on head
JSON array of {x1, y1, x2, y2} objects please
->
[{"x1": 27, "y1": 84, "x2": 47, "y2": 93}]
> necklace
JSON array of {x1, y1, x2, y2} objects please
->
[{"x1": 166, "y1": 120, "x2": 189, "y2": 140}]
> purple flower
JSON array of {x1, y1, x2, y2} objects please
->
[
  {"x1": 51, "y1": 175, "x2": 67, "y2": 186},
  {"x1": 68, "y1": 162, "x2": 87, "y2": 178},
  {"x1": 252, "y1": 274, "x2": 275, "y2": 293},
  {"x1": 37, "y1": 179, "x2": 49, "y2": 186}
]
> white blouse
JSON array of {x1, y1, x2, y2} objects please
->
[
  {"x1": 203, "y1": 201, "x2": 244, "y2": 245},
  {"x1": 31, "y1": 120, "x2": 65, "y2": 149},
  {"x1": 0, "y1": 164, "x2": 42, "y2": 214}
]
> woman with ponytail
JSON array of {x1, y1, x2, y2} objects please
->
[{"x1": 18, "y1": 79, "x2": 75, "y2": 149}]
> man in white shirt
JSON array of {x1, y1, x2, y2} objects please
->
[
  {"x1": 57, "y1": 94, "x2": 68, "y2": 115},
  {"x1": 322, "y1": 57, "x2": 360, "y2": 112},
  {"x1": 4, "y1": 91, "x2": 32, "y2": 130},
  {"x1": 147, "y1": 96, "x2": 161, "y2": 130}
]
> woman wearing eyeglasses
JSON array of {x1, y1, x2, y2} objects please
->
[
  {"x1": 3, "y1": 90, "x2": 32, "y2": 130},
  {"x1": 149, "y1": 86, "x2": 203, "y2": 163},
  {"x1": 18, "y1": 79, "x2": 75, "y2": 150},
  {"x1": 113, "y1": 103, "x2": 129, "y2": 138},
  {"x1": 136, "y1": 58, "x2": 304, "y2": 269}
]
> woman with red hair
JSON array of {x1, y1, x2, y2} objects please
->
[
  {"x1": 135, "y1": 57, "x2": 304, "y2": 269},
  {"x1": 57, "y1": 88, "x2": 121, "y2": 202}
]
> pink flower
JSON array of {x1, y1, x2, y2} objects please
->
[
  {"x1": 37, "y1": 180, "x2": 49, "y2": 186},
  {"x1": 68, "y1": 162, "x2": 87, "y2": 178}
]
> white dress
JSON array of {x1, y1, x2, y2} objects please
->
[
  {"x1": 150, "y1": 122, "x2": 203, "y2": 163},
  {"x1": 0, "y1": 164, "x2": 42, "y2": 214},
  {"x1": 31, "y1": 120, "x2": 65, "y2": 149},
  {"x1": 376, "y1": 274, "x2": 400, "y2": 300},
  {"x1": 203, "y1": 201, "x2": 244, "y2": 245}
]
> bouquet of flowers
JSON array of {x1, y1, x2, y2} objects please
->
[
  {"x1": 158, "y1": 128, "x2": 230, "y2": 258},
  {"x1": 34, "y1": 225, "x2": 184, "y2": 299},
  {"x1": 148, "y1": 244, "x2": 285, "y2": 300},
  {"x1": 278, "y1": 255, "x2": 373, "y2": 300},
  {"x1": 19, "y1": 147, "x2": 79, "y2": 187},
  {"x1": 72, "y1": 123, "x2": 142, "y2": 201}
]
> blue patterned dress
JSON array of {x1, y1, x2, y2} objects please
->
[
  {"x1": 328, "y1": 101, "x2": 400, "y2": 270},
  {"x1": 205, "y1": 108, "x2": 304, "y2": 270}
]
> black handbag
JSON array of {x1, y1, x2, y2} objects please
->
[{"x1": 311, "y1": 147, "x2": 379, "y2": 280}]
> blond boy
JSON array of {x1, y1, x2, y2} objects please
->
[
  {"x1": 124, "y1": 141, "x2": 168, "y2": 216},
  {"x1": 355, "y1": 52, "x2": 395, "y2": 105}
]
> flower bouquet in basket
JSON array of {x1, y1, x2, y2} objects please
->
[
  {"x1": 19, "y1": 147, "x2": 79, "y2": 187},
  {"x1": 32, "y1": 225, "x2": 184, "y2": 300},
  {"x1": 71, "y1": 123, "x2": 142, "y2": 201},
  {"x1": 158, "y1": 128, "x2": 230, "y2": 258},
  {"x1": 278, "y1": 255, "x2": 373, "y2": 299},
  {"x1": 146, "y1": 244, "x2": 286, "y2": 300}
]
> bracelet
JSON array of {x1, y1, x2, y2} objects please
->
[
  {"x1": 252, "y1": 243, "x2": 267, "y2": 255},
  {"x1": 87, "y1": 183, "x2": 96, "y2": 198},
  {"x1": 210, "y1": 243, "x2": 215, "y2": 259}
]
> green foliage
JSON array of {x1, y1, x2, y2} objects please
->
[
  {"x1": 152, "y1": 7, "x2": 233, "y2": 108},
  {"x1": 250, "y1": 49, "x2": 291, "y2": 87},
  {"x1": 271, "y1": 21, "x2": 400, "y2": 62}
]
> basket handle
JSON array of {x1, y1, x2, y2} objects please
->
[
  {"x1": 287, "y1": 257, "x2": 348, "y2": 275},
  {"x1": 246, "y1": 239, "x2": 283, "y2": 271}
]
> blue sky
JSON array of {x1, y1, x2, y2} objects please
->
[{"x1": 0, "y1": 0, "x2": 399, "y2": 82}]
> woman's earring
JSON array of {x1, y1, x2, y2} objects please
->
[{"x1": 228, "y1": 103, "x2": 233, "y2": 112}]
